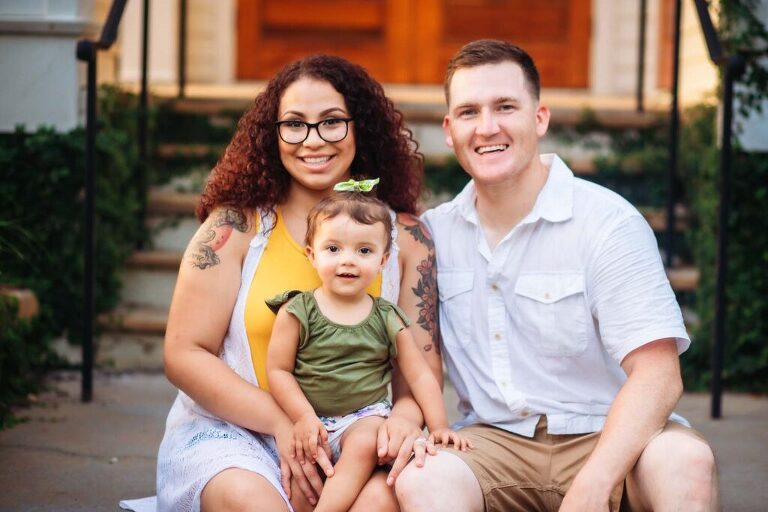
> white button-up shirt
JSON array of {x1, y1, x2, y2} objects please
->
[{"x1": 422, "y1": 154, "x2": 690, "y2": 436}]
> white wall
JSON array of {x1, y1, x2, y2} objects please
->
[
  {"x1": 118, "y1": 0, "x2": 178, "y2": 83},
  {"x1": 0, "y1": 0, "x2": 100, "y2": 131},
  {"x1": 678, "y1": 0, "x2": 720, "y2": 105},
  {"x1": 591, "y1": 0, "x2": 659, "y2": 96},
  {"x1": 735, "y1": 0, "x2": 768, "y2": 151},
  {"x1": 186, "y1": 0, "x2": 234, "y2": 84},
  {"x1": 117, "y1": 0, "x2": 235, "y2": 85}
]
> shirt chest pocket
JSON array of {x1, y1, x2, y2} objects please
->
[
  {"x1": 513, "y1": 272, "x2": 588, "y2": 356},
  {"x1": 437, "y1": 270, "x2": 474, "y2": 346}
]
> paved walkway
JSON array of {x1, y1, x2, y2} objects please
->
[{"x1": 0, "y1": 371, "x2": 766, "y2": 511}]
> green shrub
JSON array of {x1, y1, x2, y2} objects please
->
[
  {"x1": 0, "y1": 87, "x2": 144, "y2": 424},
  {"x1": 680, "y1": 104, "x2": 768, "y2": 391},
  {"x1": 0, "y1": 295, "x2": 55, "y2": 429}
]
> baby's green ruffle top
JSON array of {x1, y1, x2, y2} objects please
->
[{"x1": 266, "y1": 290, "x2": 411, "y2": 417}]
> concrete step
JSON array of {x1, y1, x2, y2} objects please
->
[
  {"x1": 51, "y1": 332, "x2": 165, "y2": 372},
  {"x1": 157, "y1": 84, "x2": 668, "y2": 129},
  {"x1": 147, "y1": 216, "x2": 200, "y2": 252},
  {"x1": 639, "y1": 205, "x2": 688, "y2": 232},
  {"x1": 147, "y1": 189, "x2": 199, "y2": 215},
  {"x1": 147, "y1": 189, "x2": 688, "y2": 233},
  {"x1": 667, "y1": 265, "x2": 699, "y2": 292},
  {"x1": 156, "y1": 142, "x2": 225, "y2": 161},
  {"x1": 120, "y1": 250, "x2": 183, "y2": 309},
  {"x1": 99, "y1": 304, "x2": 168, "y2": 335},
  {"x1": 97, "y1": 261, "x2": 698, "y2": 371},
  {"x1": 155, "y1": 133, "x2": 612, "y2": 164},
  {"x1": 91, "y1": 305, "x2": 168, "y2": 370},
  {"x1": 146, "y1": 190, "x2": 201, "y2": 251}
]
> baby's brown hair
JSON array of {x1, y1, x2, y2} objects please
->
[{"x1": 306, "y1": 190, "x2": 393, "y2": 253}]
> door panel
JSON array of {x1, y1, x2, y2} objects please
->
[{"x1": 237, "y1": 0, "x2": 591, "y2": 87}]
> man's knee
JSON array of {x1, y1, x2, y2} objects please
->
[
  {"x1": 634, "y1": 428, "x2": 717, "y2": 510},
  {"x1": 675, "y1": 436, "x2": 717, "y2": 496},
  {"x1": 395, "y1": 451, "x2": 483, "y2": 512},
  {"x1": 649, "y1": 431, "x2": 716, "y2": 482}
]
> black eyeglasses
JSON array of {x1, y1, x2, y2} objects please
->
[{"x1": 275, "y1": 118, "x2": 353, "y2": 144}]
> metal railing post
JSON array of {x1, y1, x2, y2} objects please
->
[
  {"x1": 75, "y1": 42, "x2": 97, "y2": 403},
  {"x1": 75, "y1": 0, "x2": 127, "y2": 403},
  {"x1": 636, "y1": 0, "x2": 647, "y2": 113},
  {"x1": 665, "y1": 0, "x2": 682, "y2": 269},
  {"x1": 711, "y1": 54, "x2": 745, "y2": 418},
  {"x1": 137, "y1": 0, "x2": 150, "y2": 249},
  {"x1": 178, "y1": 0, "x2": 188, "y2": 98},
  {"x1": 690, "y1": 0, "x2": 749, "y2": 418}
]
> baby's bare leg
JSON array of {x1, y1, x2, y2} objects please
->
[{"x1": 314, "y1": 415, "x2": 386, "y2": 512}]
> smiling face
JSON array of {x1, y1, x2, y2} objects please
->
[
  {"x1": 443, "y1": 61, "x2": 550, "y2": 188},
  {"x1": 306, "y1": 213, "x2": 389, "y2": 299},
  {"x1": 277, "y1": 77, "x2": 356, "y2": 196}
]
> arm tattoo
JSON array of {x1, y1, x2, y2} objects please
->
[
  {"x1": 400, "y1": 217, "x2": 440, "y2": 354},
  {"x1": 189, "y1": 208, "x2": 249, "y2": 270}
]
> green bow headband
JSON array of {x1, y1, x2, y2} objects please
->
[{"x1": 333, "y1": 178, "x2": 380, "y2": 193}]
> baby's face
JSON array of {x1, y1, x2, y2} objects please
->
[{"x1": 307, "y1": 213, "x2": 389, "y2": 299}]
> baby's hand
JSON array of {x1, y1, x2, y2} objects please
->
[
  {"x1": 293, "y1": 413, "x2": 329, "y2": 464},
  {"x1": 428, "y1": 427, "x2": 473, "y2": 452}
]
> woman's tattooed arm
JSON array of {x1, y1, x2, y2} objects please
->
[{"x1": 189, "y1": 208, "x2": 249, "y2": 270}]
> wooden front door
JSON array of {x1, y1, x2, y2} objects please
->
[{"x1": 237, "y1": 0, "x2": 591, "y2": 88}]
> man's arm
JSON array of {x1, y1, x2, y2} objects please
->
[
  {"x1": 561, "y1": 338, "x2": 683, "y2": 511},
  {"x1": 378, "y1": 213, "x2": 443, "y2": 485}
]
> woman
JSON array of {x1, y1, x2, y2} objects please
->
[{"x1": 151, "y1": 55, "x2": 440, "y2": 512}]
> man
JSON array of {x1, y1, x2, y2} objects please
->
[{"x1": 395, "y1": 40, "x2": 718, "y2": 511}]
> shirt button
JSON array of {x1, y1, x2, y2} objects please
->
[
  {"x1": 544, "y1": 292, "x2": 551, "y2": 300},
  {"x1": 494, "y1": 333, "x2": 501, "y2": 340},
  {"x1": 501, "y1": 382, "x2": 507, "y2": 387},
  {"x1": 520, "y1": 409, "x2": 530, "y2": 417},
  {"x1": 491, "y1": 283, "x2": 499, "y2": 291}
]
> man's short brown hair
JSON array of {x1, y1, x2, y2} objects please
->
[{"x1": 444, "y1": 39, "x2": 541, "y2": 104}]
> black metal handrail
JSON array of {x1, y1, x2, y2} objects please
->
[
  {"x1": 689, "y1": 0, "x2": 748, "y2": 419},
  {"x1": 75, "y1": 0, "x2": 127, "y2": 403}
]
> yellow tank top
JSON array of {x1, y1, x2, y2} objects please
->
[{"x1": 244, "y1": 209, "x2": 383, "y2": 390}]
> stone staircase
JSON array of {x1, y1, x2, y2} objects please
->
[{"x1": 95, "y1": 87, "x2": 699, "y2": 371}]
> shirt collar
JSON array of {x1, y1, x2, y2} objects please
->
[
  {"x1": 521, "y1": 153, "x2": 574, "y2": 225},
  {"x1": 455, "y1": 179, "x2": 480, "y2": 225},
  {"x1": 454, "y1": 153, "x2": 574, "y2": 225}
]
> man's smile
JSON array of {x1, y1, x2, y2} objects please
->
[{"x1": 475, "y1": 144, "x2": 509, "y2": 154}]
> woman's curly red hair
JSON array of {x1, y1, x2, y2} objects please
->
[{"x1": 196, "y1": 55, "x2": 424, "y2": 221}]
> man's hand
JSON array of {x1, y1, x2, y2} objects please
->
[
  {"x1": 559, "y1": 471, "x2": 612, "y2": 512},
  {"x1": 376, "y1": 415, "x2": 437, "y2": 486}
]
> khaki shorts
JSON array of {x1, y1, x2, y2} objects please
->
[{"x1": 444, "y1": 416, "x2": 700, "y2": 512}]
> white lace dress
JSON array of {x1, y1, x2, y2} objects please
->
[{"x1": 120, "y1": 210, "x2": 401, "y2": 512}]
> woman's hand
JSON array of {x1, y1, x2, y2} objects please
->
[
  {"x1": 293, "y1": 413, "x2": 330, "y2": 465},
  {"x1": 274, "y1": 419, "x2": 334, "y2": 506},
  {"x1": 376, "y1": 415, "x2": 436, "y2": 486},
  {"x1": 428, "y1": 427, "x2": 472, "y2": 451},
  {"x1": 274, "y1": 420, "x2": 314, "y2": 504}
]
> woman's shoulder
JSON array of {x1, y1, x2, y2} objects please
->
[{"x1": 184, "y1": 206, "x2": 262, "y2": 270}]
